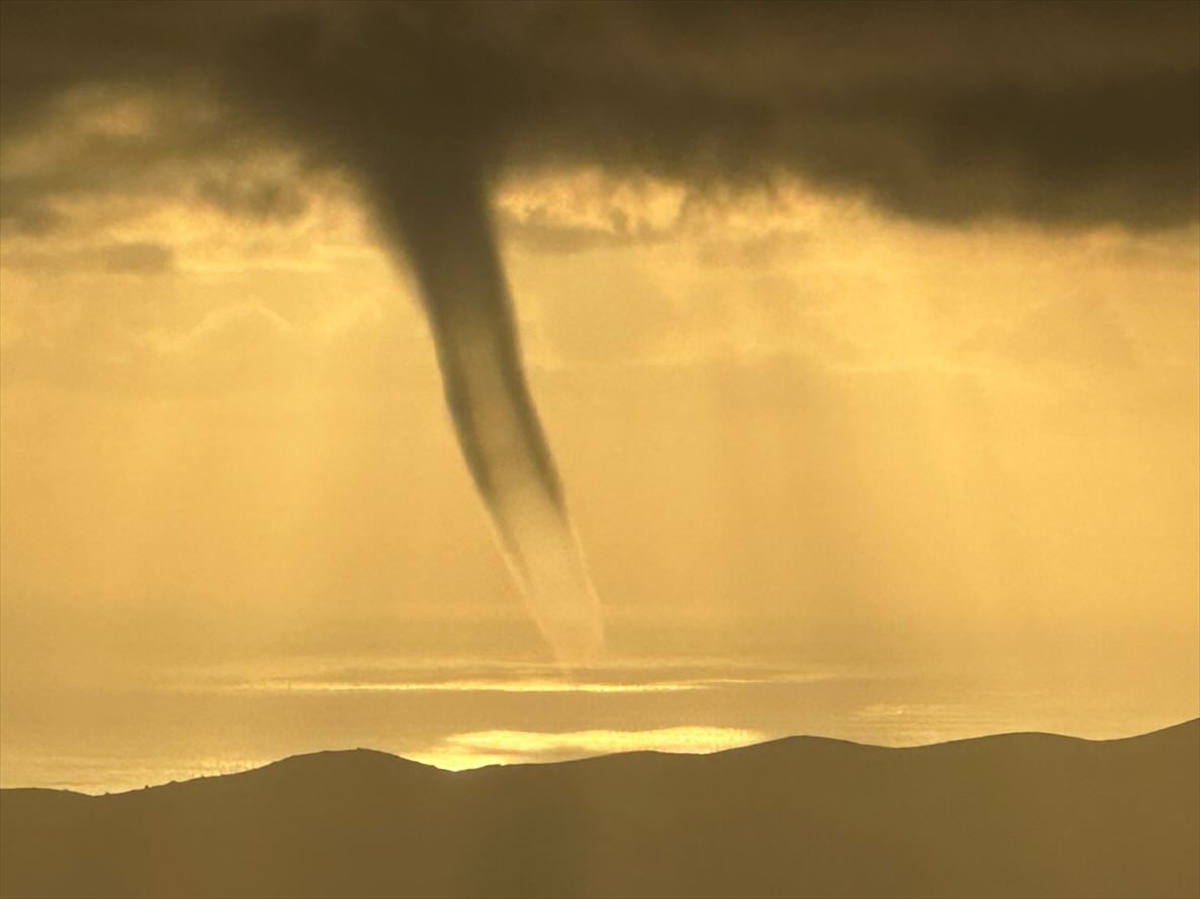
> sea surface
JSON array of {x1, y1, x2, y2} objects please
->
[{"x1": 3, "y1": 652, "x2": 1192, "y2": 794}]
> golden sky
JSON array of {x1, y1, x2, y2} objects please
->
[{"x1": 1, "y1": 2, "x2": 1197, "y2": 789}]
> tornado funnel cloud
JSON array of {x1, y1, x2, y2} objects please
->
[{"x1": 371, "y1": 152, "x2": 604, "y2": 666}]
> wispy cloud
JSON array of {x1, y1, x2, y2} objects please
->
[
  {"x1": 169, "y1": 655, "x2": 854, "y2": 697},
  {"x1": 219, "y1": 678, "x2": 706, "y2": 695}
]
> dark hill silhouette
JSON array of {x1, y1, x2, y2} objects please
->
[{"x1": 1, "y1": 720, "x2": 1197, "y2": 899}]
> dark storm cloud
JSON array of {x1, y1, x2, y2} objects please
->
[
  {"x1": 0, "y1": 0, "x2": 1196, "y2": 229},
  {"x1": 0, "y1": 79, "x2": 293, "y2": 235}
]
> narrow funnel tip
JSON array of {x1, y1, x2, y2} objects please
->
[{"x1": 497, "y1": 502, "x2": 606, "y2": 668}]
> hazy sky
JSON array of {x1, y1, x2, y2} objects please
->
[{"x1": 1, "y1": 1, "x2": 1197, "y2": 788}]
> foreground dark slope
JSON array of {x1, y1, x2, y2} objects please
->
[{"x1": 1, "y1": 720, "x2": 1197, "y2": 899}]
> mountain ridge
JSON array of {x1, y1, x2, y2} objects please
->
[
  {"x1": 16, "y1": 718, "x2": 1197, "y2": 799},
  {"x1": 2, "y1": 719, "x2": 1197, "y2": 898}
]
